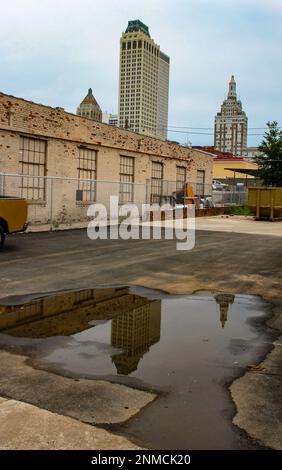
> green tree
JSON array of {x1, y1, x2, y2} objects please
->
[{"x1": 255, "y1": 121, "x2": 282, "y2": 186}]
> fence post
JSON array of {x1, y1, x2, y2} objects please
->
[
  {"x1": 50, "y1": 177, "x2": 54, "y2": 229},
  {"x1": 146, "y1": 179, "x2": 150, "y2": 204},
  {"x1": 0, "y1": 174, "x2": 3, "y2": 195}
]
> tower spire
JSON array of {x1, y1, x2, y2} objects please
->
[
  {"x1": 228, "y1": 75, "x2": 237, "y2": 99},
  {"x1": 214, "y1": 75, "x2": 248, "y2": 157},
  {"x1": 76, "y1": 88, "x2": 102, "y2": 122}
]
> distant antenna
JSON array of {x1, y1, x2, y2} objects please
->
[{"x1": 183, "y1": 139, "x2": 192, "y2": 148}]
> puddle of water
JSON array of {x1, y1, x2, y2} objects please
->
[{"x1": 0, "y1": 286, "x2": 274, "y2": 449}]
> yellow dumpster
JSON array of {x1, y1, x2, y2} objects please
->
[{"x1": 248, "y1": 187, "x2": 282, "y2": 221}]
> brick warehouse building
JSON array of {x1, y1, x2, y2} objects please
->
[{"x1": 0, "y1": 92, "x2": 213, "y2": 225}]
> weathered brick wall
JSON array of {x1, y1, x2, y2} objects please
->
[
  {"x1": 0, "y1": 92, "x2": 213, "y2": 177},
  {"x1": 0, "y1": 92, "x2": 213, "y2": 225}
]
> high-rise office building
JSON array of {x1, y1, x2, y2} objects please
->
[
  {"x1": 214, "y1": 76, "x2": 248, "y2": 157},
  {"x1": 102, "y1": 112, "x2": 118, "y2": 126},
  {"x1": 118, "y1": 20, "x2": 170, "y2": 140}
]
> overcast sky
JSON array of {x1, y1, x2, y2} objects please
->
[{"x1": 0, "y1": 0, "x2": 281, "y2": 145}]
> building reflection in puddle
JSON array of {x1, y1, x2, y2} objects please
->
[
  {"x1": 0, "y1": 288, "x2": 271, "y2": 450},
  {"x1": 0, "y1": 288, "x2": 236, "y2": 376},
  {"x1": 0, "y1": 287, "x2": 161, "y2": 375},
  {"x1": 111, "y1": 301, "x2": 161, "y2": 374},
  {"x1": 214, "y1": 293, "x2": 235, "y2": 328}
]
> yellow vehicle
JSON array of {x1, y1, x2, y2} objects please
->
[{"x1": 0, "y1": 197, "x2": 28, "y2": 248}]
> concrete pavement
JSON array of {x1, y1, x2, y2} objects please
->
[
  {"x1": 26, "y1": 215, "x2": 282, "y2": 238},
  {"x1": 0, "y1": 220, "x2": 281, "y2": 449},
  {"x1": 0, "y1": 398, "x2": 142, "y2": 450},
  {"x1": 195, "y1": 215, "x2": 282, "y2": 237}
]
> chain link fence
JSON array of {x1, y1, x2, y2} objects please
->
[
  {"x1": 212, "y1": 190, "x2": 248, "y2": 207},
  {"x1": 0, "y1": 173, "x2": 147, "y2": 227},
  {"x1": 0, "y1": 172, "x2": 248, "y2": 226},
  {"x1": 145, "y1": 179, "x2": 213, "y2": 204}
]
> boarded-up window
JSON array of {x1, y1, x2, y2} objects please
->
[
  {"x1": 77, "y1": 147, "x2": 97, "y2": 202},
  {"x1": 119, "y1": 156, "x2": 134, "y2": 203},
  {"x1": 151, "y1": 162, "x2": 163, "y2": 203},
  {"x1": 176, "y1": 166, "x2": 186, "y2": 190},
  {"x1": 19, "y1": 136, "x2": 47, "y2": 201}
]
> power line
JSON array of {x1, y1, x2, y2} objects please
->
[
  {"x1": 164, "y1": 126, "x2": 282, "y2": 130},
  {"x1": 167, "y1": 130, "x2": 266, "y2": 136},
  {"x1": 167, "y1": 130, "x2": 214, "y2": 135},
  {"x1": 167, "y1": 126, "x2": 212, "y2": 130},
  {"x1": 135, "y1": 125, "x2": 267, "y2": 136},
  {"x1": 121, "y1": 122, "x2": 281, "y2": 135}
]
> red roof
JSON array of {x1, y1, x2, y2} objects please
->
[
  {"x1": 193, "y1": 146, "x2": 233, "y2": 157},
  {"x1": 214, "y1": 157, "x2": 244, "y2": 162}
]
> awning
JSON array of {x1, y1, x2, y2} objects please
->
[{"x1": 224, "y1": 168, "x2": 259, "y2": 176}]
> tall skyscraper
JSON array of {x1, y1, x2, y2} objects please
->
[
  {"x1": 118, "y1": 20, "x2": 170, "y2": 140},
  {"x1": 214, "y1": 76, "x2": 248, "y2": 157},
  {"x1": 77, "y1": 88, "x2": 102, "y2": 122}
]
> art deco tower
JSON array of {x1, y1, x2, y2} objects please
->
[
  {"x1": 214, "y1": 76, "x2": 248, "y2": 157},
  {"x1": 77, "y1": 88, "x2": 102, "y2": 122},
  {"x1": 118, "y1": 20, "x2": 170, "y2": 140}
]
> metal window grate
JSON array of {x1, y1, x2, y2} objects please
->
[
  {"x1": 119, "y1": 156, "x2": 134, "y2": 203},
  {"x1": 196, "y1": 170, "x2": 205, "y2": 196},
  {"x1": 176, "y1": 166, "x2": 186, "y2": 190},
  {"x1": 19, "y1": 136, "x2": 47, "y2": 201},
  {"x1": 78, "y1": 147, "x2": 97, "y2": 202},
  {"x1": 151, "y1": 162, "x2": 163, "y2": 203}
]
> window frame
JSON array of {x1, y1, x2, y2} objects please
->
[
  {"x1": 19, "y1": 135, "x2": 47, "y2": 202},
  {"x1": 196, "y1": 169, "x2": 206, "y2": 196},
  {"x1": 119, "y1": 155, "x2": 135, "y2": 204},
  {"x1": 77, "y1": 146, "x2": 97, "y2": 203},
  {"x1": 151, "y1": 161, "x2": 163, "y2": 203},
  {"x1": 176, "y1": 166, "x2": 186, "y2": 191}
]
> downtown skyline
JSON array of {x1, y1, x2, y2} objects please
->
[{"x1": 0, "y1": 0, "x2": 281, "y2": 146}]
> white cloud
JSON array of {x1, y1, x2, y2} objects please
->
[
  {"x1": 198, "y1": 0, "x2": 282, "y2": 12},
  {"x1": 0, "y1": 0, "x2": 281, "y2": 145}
]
